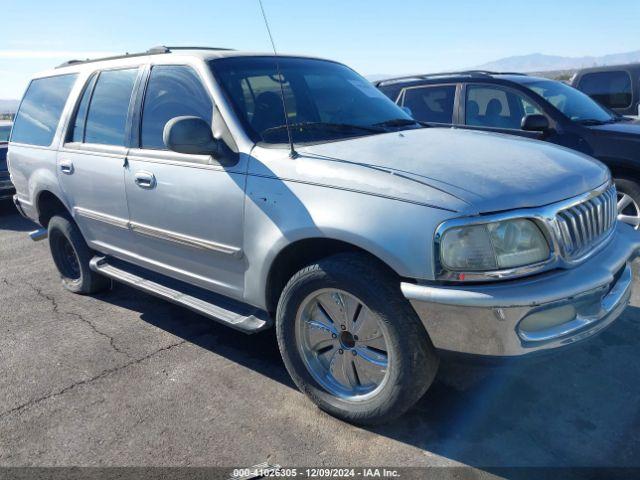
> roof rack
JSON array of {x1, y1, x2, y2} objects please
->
[
  {"x1": 375, "y1": 70, "x2": 527, "y2": 86},
  {"x1": 56, "y1": 45, "x2": 235, "y2": 69}
]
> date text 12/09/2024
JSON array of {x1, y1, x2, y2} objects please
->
[{"x1": 230, "y1": 467, "x2": 400, "y2": 478}]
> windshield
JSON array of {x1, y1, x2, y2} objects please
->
[
  {"x1": 210, "y1": 57, "x2": 418, "y2": 144},
  {"x1": 524, "y1": 79, "x2": 615, "y2": 124},
  {"x1": 0, "y1": 125, "x2": 10, "y2": 143}
]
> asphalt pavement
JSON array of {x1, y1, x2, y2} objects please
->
[{"x1": 1, "y1": 200, "x2": 639, "y2": 475}]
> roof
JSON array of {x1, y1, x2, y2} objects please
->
[
  {"x1": 26, "y1": 46, "x2": 332, "y2": 80},
  {"x1": 575, "y1": 62, "x2": 640, "y2": 74},
  {"x1": 51, "y1": 45, "x2": 329, "y2": 70},
  {"x1": 497, "y1": 74, "x2": 556, "y2": 84},
  {"x1": 375, "y1": 70, "x2": 528, "y2": 87}
]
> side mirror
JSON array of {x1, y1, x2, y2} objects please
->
[
  {"x1": 163, "y1": 116, "x2": 220, "y2": 155},
  {"x1": 521, "y1": 114, "x2": 550, "y2": 132},
  {"x1": 401, "y1": 106, "x2": 413, "y2": 117}
]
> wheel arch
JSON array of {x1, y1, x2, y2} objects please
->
[
  {"x1": 264, "y1": 237, "x2": 402, "y2": 317},
  {"x1": 594, "y1": 156, "x2": 640, "y2": 183},
  {"x1": 607, "y1": 163, "x2": 640, "y2": 184},
  {"x1": 35, "y1": 189, "x2": 71, "y2": 227}
]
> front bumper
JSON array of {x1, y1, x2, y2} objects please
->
[{"x1": 402, "y1": 222, "x2": 640, "y2": 357}]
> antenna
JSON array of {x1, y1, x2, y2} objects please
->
[{"x1": 257, "y1": 0, "x2": 298, "y2": 158}]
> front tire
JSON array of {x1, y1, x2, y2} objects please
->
[
  {"x1": 276, "y1": 253, "x2": 438, "y2": 425},
  {"x1": 48, "y1": 214, "x2": 110, "y2": 294}
]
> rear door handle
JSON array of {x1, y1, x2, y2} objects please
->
[
  {"x1": 134, "y1": 171, "x2": 156, "y2": 189},
  {"x1": 59, "y1": 160, "x2": 74, "y2": 175}
]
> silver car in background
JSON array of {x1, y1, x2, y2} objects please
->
[
  {"x1": 8, "y1": 47, "x2": 640, "y2": 424},
  {"x1": 0, "y1": 120, "x2": 14, "y2": 200}
]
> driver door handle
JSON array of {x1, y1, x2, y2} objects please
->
[
  {"x1": 134, "y1": 171, "x2": 156, "y2": 189},
  {"x1": 59, "y1": 160, "x2": 74, "y2": 175}
]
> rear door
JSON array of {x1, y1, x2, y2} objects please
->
[
  {"x1": 123, "y1": 63, "x2": 247, "y2": 298},
  {"x1": 57, "y1": 67, "x2": 141, "y2": 253},
  {"x1": 459, "y1": 83, "x2": 547, "y2": 140}
]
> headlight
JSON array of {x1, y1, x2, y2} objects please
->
[{"x1": 440, "y1": 219, "x2": 550, "y2": 272}]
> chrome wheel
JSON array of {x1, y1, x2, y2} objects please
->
[
  {"x1": 295, "y1": 289, "x2": 390, "y2": 401},
  {"x1": 617, "y1": 191, "x2": 640, "y2": 229}
]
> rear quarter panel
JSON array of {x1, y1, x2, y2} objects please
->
[{"x1": 8, "y1": 144, "x2": 65, "y2": 221}]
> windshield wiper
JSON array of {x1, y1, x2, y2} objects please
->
[
  {"x1": 262, "y1": 122, "x2": 386, "y2": 136},
  {"x1": 373, "y1": 118, "x2": 424, "y2": 129},
  {"x1": 576, "y1": 118, "x2": 610, "y2": 126}
]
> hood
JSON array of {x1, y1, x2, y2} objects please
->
[
  {"x1": 299, "y1": 128, "x2": 609, "y2": 214},
  {"x1": 588, "y1": 120, "x2": 640, "y2": 136}
]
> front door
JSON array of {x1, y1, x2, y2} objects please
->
[
  {"x1": 58, "y1": 67, "x2": 141, "y2": 253},
  {"x1": 123, "y1": 64, "x2": 246, "y2": 299}
]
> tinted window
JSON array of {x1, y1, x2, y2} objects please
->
[
  {"x1": 579, "y1": 71, "x2": 632, "y2": 109},
  {"x1": 11, "y1": 74, "x2": 77, "y2": 146},
  {"x1": 70, "y1": 75, "x2": 97, "y2": 143},
  {"x1": 141, "y1": 66, "x2": 213, "y2": 149},
  {"x1": 84, "y1": 69, "x2": 138, "y2": 146},
  {"x1": 402, "y1": 85, "x2": 456, "y2": 124},
  {"x1": 466, "y1": 85, "x2": 541, "y2": 129},
  {"x1": 0, "y1": 126, "x2": 10, "y2": 143},
  {"x1": 241, "y1": 74, "x2": 297, "y2": 128},
  {"x1": 211, "y1": 57, "x2": 416, "y2": 144}
]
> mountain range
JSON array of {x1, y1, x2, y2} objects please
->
[
  {"x1": 367, "y1": 49, "x2": 640, "y2": 82},
  {"x1": 475, "y1": 50, "x2": 640, "y2": 72}
]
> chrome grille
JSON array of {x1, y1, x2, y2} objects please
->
[{"x1": 556, "y1": 185, "x2": 617, "y2": 259}]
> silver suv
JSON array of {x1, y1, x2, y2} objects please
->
[{"x1": 8, "y1": 47, "x2": 640, "y2": 424}]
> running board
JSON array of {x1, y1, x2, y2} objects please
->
[{"x1": 89, "y1": 256, "x2": 271, "y2": 333}]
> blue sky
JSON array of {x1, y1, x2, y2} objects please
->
[{"x1": 1, "y1": 0, "x2": 639, "y2": 99}]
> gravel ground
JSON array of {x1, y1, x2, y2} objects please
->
[{"x1": 1, "y1": 200, "x2": 639, "y2": 475}]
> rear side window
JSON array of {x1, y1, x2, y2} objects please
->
[
  {"x1": 402, "y1": 85, "x2": 456, "y2": 124},
  {"x1": 11, "y1": 74, "x2": 78, "y2": 146},
  {"x1": 84, "y1": 68, "x2": 138, "y2": 146},
  {"x1": 579, "y1": 71, "x2": 633, "y2": 109},
  {"x1": 140, "y1": 66, "x2": 213, "y2": 149}
]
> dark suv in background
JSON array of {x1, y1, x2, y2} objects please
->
[
  {"x1": 572, "y1": 64, "x2": 640, "y2": 117},
  {"x1": 0, "y1": 120, "x2": 14, "y2": 201},
  {"x1": 376, "y1": 71, "x2": 640, "y2": 229}
]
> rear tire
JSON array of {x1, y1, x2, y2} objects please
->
[
  {"x1": 48, "y1": 214, "x2": 110, "y2": 294},
  {"x1": 614, "y1": 177, "x2": 640, "y2": 230},
  {"x1": 276, "y1": 253, "x2": 439, "y2": 425}
]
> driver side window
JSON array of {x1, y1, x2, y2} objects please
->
[
  {"x1": 140, "y1": 65, "x2": 213, "y2": 150},
  {"x1": 465, "y1": 84, "x2": 541, "y2": 130}
]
